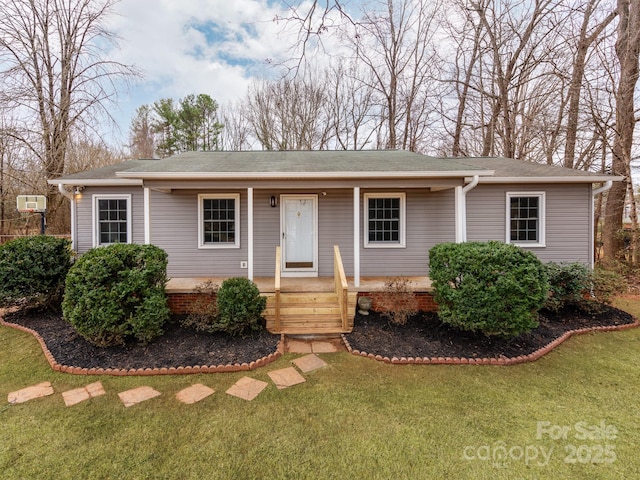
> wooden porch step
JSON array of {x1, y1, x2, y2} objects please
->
[{"x1": 262, "y1": 291, "x2": 357, "y2": 334}]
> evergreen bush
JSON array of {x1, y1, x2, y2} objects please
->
[
  {"x1": 0, "y1": 235, "x2": 72, "y2": 310},
  {"x1": 215, "y1": 277, "x2": 266, "y2": 336},
  {"x1": 429, "y1": 241, "x2": 549, "y2": 337},
  {"x1": 543, "y1": 262, "x2": 590, "y2": 312},
  {"x1": 62, "y1": 243, "x2": 169, "y2": 346}
]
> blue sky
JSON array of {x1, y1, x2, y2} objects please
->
[{"x1": 104, "y1": 0, "x2": 357, "y2": 147}]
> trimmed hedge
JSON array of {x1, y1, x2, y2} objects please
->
[
  {"x1": 215, "y1": 277, "x2": 266, "y2": 336},
  {"x1": 429, "y1": 241, "x2": 549, "y2": 337},
  {"x1": 0, "y1": 235, "x2": 72, "y2": 309},
  {"x1": 543, "y1": 262, "x2": 590, "y2": 312},
  {"x1": 62, "y1": 244, "x2": 169, "y2": 346}
]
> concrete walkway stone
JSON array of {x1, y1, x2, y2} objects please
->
[
  {"x1": 118, "y1": 386, "x2": 161, "y2": 407},
  {"x1": 310, "y1": 341, "x2": 340, "y2": 353},
  {"x1": 286, "y1": 339, "x2": 313, "y2": 354},
  {"x1": 268, "y1": 367, "x2": 306, "y2": 389},
  {"x1": 226, "y1": 377, "x2": 268, "y2": 401},
  {"x1": 62, "y1": 381, "x2": 106, "y2": 407},
  {"x1": 292, "y1": 354, "x2": 328, "y2": 373},
  {"x1": 8, "y1": 382, "x2": 54, "y2": 404},
  {"x1": 176, "y1": 384, "x2": 215, "y2": 404}
]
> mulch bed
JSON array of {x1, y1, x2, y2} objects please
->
[
  {"x1": 1, "y1": 304, "x2": 637, "y2": 371},
  {"x1": 2, "y1": 310, "x2": 280, "y2": 370},
  {"x1": 345, "y1": 304, "x2": 637, "y2": 360}
]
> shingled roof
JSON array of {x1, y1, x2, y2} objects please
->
[{"x1": 49, "y1": 150, "x2": 621, "y2": 185}]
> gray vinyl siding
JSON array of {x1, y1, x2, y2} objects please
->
[
  {"x1": 466, "y1": 184, "x2": 592, "y2": 264},
  {"x1": 360, "y1": 189, "x2": 455, "y2": 277},
  {"x1": 150, "y1": 190, "x2": 247, "y2": 278},
  {"x1": 75, "y1": 186, "x2": 145, "y2": 254}
]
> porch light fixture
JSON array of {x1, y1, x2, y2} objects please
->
[{"x1": 270, "y1": 195, "x2": 277, "y2": 208}]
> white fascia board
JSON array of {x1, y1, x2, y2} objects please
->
[
  {"x1": 48, "y1": 179, "x2": 143, "y2": 186},
  {"x1": 116, "y1": 170, "x2": 495, "y2": 180},
  {"x1": 474, "y1": 175, "x2": 624, "y2": 184}
]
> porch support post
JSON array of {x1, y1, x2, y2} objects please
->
[
  {"x1": 143, "y1": 187, "x2": 151, "y2": 244},
  {"x1": 455, "y1": 186, "x2": 465, "y2": 243},
  {"x1": 353, "y1": 187, "x2": 360, "y2": 287},
  {"x1": 247, "y1": 187, "x2": 254, "y2": 281},
  {"x1": 70, "y1": 195, "x2": 77, "y2": 251}
]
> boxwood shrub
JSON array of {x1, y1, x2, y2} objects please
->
[
  {"x1": 62, "y1": 244, "x2": 169, "y2": 346},
  {"x1": 215, "y1": 277, "x2": 266, "y2": 336},
  {"x1": 543, "y1": 262, "x2": 590, "y2": 312},
  {"x1": 429, "y1": 241, "x2": 549, "y2": 337},
  {"x1": 0, "y1": 235, "x2": 72, "y2": 310}
]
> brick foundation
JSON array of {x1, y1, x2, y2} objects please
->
[
  {"x1": 167, "y1": 293, "x2": 216, "y2": 315},
  {"x1": 169, "y1": 291, "x2": 438, "y2": 315},
  {"x1": 357, "y1": 291, "x2": 438, "y2": 312}
]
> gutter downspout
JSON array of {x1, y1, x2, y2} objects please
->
[
  {"x1": 591, "y1": 180, "x2": 613, "y2": 268},
  {"x1": 455, "y1": 175, "x2": 480, "y2": 243},
  {"x1": 58, "y1": 184, "x2": 77, "y2": 251}
]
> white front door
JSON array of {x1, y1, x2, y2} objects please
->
[{"x1": 281, "y1": 195, "x2": 318, "y2": 276}]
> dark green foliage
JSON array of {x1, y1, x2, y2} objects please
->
[
  {"x1": 62, "y1": 244, "x2": 169, "y2": 346},
  {"x1": 0, "y1": 236, "x2": 72, "y2": 310},
  {"x1": 544, "y1": 262, "x2": 590, "y2": 312},
  {"x1": 215, "y1": 277, "x2": 266, "y2": 336},
  {"x1": 587, "y1": 267, "x2": 628, "y2": 310},
  {"x1": 429, "y1": 241, "x2": 549, "y2": 337}
]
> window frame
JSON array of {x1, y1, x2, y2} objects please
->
[
  {"x1": 198, "y1": 193, "x2": 241, "y2": 249},
  {"x1": 363, "y1": 192, "x2": 406, "y2": 248},
  {"x1": 506, "y1": 191, "x2": 546, "y2": 248},
  {"x1": 92, "y1": 194, "x2": 132, "y2": 247}
]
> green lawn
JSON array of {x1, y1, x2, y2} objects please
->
[{"x1": 1, "y1": 300, "x2": 639, "y2": 480}]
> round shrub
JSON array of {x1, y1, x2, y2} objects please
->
[
  {"x1": 215, "y1": 277, "x2": 266, "y2": 336},
  {"x1": 62, "y1": 244, "x2": 169, "y2": 346},
  {"x1": 0, "y1": 235, "x2": 72, "y2": 309},
  {"x1": 543, "y1": 262, "x2": 590, "y2": 312},
  {"x1": 429, "y1": 241, "x2": 549, "y2": 337}
]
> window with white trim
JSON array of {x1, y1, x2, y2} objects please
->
[
  {"x1": 364, "y1": 193, "x2": 406, "y2": 247},
  {"x1": 93, "y1": 195, "x2": 131, "y2": 246},
  {"x1": 507, "y1": 192, "x2": 545, "y2": 247},
  {"x1": 198, "y1": 194, "x2": 240, "y2": 248}
]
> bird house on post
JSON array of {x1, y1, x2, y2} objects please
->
[{"x1": 16, "y1": 195, "x2": 47, "y2": 234}]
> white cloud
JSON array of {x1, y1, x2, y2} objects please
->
[{"x1": 104, "y1": 0, "x2": 303, "y2": 143}]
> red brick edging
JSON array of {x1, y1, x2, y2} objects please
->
[
  {"x1": 341, "y1": 319, "x2": 640, "y2": 366},
  {"x1": 0, "y1": 312, "x2": 284, "y2": 376}
]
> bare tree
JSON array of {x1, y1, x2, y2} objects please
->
[
  {"x1": 128, "y1": 105, "x2": 155, "y2": 159},
  {"x1": 603, "y1": 0, "x2": 640, "y2": 260},
  {"x1": 0, "y1": 0, "x2": 137, "y2": 219},
  {"x1": 245, "y1": 75, "x2": 333, "y2": 150}
]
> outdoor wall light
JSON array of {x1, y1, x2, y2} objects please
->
[
  {"x1": 74, "y1": 186, "x2": 84, "y2": 195},
  {"x1": 270, "y1": 195, "x2": 277, "y2": 208}
]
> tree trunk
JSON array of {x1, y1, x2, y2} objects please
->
[{"x1": 602, "y1": 0, "x2": 640, "y2": 260}]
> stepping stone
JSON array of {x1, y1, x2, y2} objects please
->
[
  {"x1": 311, "y1": 341, "x2": 340, "y2": 353},
  {"x1": 8, "y1": 382, "x2": 54, "y2": 404},
  {"x1": 292, "y1": 354, "x2": 328, "y2": 373},
  {"x1": 62, "y1": 382, "x2": 106, "y2": 407},
  {"x1": 176, "y1": 384, "x2": 215, "y2": 404},
  {"x1": 118, "y1": 386, "x2": 161, "y2": 407},
  {"x1": 268, "y1": 367, "x2": 306, "y2": 389},
  {"x1": 286, "y1": 338, "x2": 313, "y2": 354},
  {"x1": 226, "y1": 377, "x2": 268, "y2": 401}
]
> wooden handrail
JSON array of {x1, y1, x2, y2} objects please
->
[
  {"x1": 333, "y1": 245, "x2": 349, "y2": 330},
  {"x1": 274, "y1": 246, "x2": 281, "y2": 332}
]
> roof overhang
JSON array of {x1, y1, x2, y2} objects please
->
[
  {"x1": 472, "y1": 175, "x2": 625, "y2": 184},
  {"x1": 48, "y1": 179, "x2": 143, "y2": 186},
  {"x1": 116, "y1": 170, "x2": 495, "y2": 181}
]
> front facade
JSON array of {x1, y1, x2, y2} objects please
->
[{"x1": 52, "y1": 151, "x2": 621, "y2": 286}]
